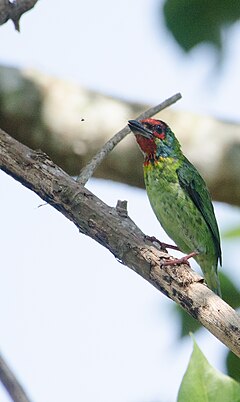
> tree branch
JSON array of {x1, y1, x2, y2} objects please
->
[
  {"x1": 0, "y1": 352, "x2": 31, "y2": 402},
  {"x1": 0, "y1": 0, "x2": 39, "y2": 31},
  {"x1": 1, "y1": 128, "x2": 240, "y2": 358},
  {"x1": 1, "y1": 67, "x2": 240, "y2": 206},
  {"x1": 77, "y1": 93, "x2": 182, "y2": 185}
]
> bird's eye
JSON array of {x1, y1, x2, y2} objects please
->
[
  {"x1": 154, "y1": 125, "x2": 165, "y2": 140},
  {"x1": 155, "y1": 125, "x2": 162, "y2": 132}
]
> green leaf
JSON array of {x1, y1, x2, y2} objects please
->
[
  {"x1": 177, "y1": 339, "x2": 240, "y2": 402},
  {"x1": 163, "y1": 0, "x2": 240, "y2": 52}
]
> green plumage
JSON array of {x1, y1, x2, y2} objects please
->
[{"x1": 128, "y1": 119, "x2": 222, "y2": 296}]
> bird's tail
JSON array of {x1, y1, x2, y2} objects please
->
[{"x1": 204, "y1": 267, "x2": 221, "y2": 297}]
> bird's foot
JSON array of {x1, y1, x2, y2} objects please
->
[
  {"x1": 161, "y1": 251, "x2": 199, "y2": 267},
  {"x1": 145, "y1": 235, "x2": 179, "y2": 251}
]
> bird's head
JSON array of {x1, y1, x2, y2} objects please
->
[{"x1": 128, "y1": 118, "x2": 180, "y2": 160}]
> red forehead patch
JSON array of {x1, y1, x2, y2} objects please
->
[{"x1": 140, "y1": 118, "x2": 160, "y2": 126}]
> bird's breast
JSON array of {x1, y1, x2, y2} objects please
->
[{"x1": 143, "y1": 157, "x2": 180, "y2": 184}]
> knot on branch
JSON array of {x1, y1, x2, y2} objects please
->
[{"x1": 116, "y1": 200, "x2": 128, "y2": 218}]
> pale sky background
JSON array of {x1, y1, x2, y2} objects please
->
[{"x1": 0, "y1": 1, "x2": 240, "y2": 401}]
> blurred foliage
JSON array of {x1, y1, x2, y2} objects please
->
[
  {"x1": 226, "y1": 350, "x2": 240, "y2": 382},
  {"x1": 163, "y1": 0, "x2": 240, "y2": 52},
  {"x1": 177, "y1": 339, "x2": 240, "y2": 401},
  {"x1": 221, "y1": 271, "x2": 240, "y2": 309},
  {"x1": 224, "y1": 226, "x2": 240, "y2": 239}
]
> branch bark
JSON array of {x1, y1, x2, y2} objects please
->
[
  {"x1": 0, "y1": 352, "x2": 31, "y2": 402},
  {"x1": 1, "y1": 128, "x2": 240, "y2": 358},
  {"x1": 0, "y1": 0, "x2": 39, "y2": 31}
]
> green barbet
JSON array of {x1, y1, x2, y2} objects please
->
[{"x1": 128, "y1": 118, "x2": 222, "y2": 296}]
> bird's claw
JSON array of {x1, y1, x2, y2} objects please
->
[
  {"x1": 161, "y1": 251, "x2": 199, "y2": 267},
  {"x1": 145, "y1": 235, "x2": 179, "y2": 251}
]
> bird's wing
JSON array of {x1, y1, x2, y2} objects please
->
[{"x1": 177, "y1": 158, "x2": 222, "y2": 265}]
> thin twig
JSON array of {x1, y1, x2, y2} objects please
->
[
  {"x1": 0, "y1": 352, "x2": 31, "y2": 402},
  {"x1": 77, "y1": 92, "x2": 182, "y2": 185}
]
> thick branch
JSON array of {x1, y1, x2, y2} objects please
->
[
  {"x1": 0, "y1": 352, "x2": 31, "y2": 402},
  {"x1": 1, "y1": 129, "x2": 240, "y2": 357}
]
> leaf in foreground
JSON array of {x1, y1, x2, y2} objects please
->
[{"x1": 177, "y1": 339, "x2": 240, "y2": 402}]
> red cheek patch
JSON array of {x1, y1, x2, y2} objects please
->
[
  {"x1": 135, "y1": 135, "x2": 156, "y2": 155},
  {"x1": 154, "y1": 132, "x2": 165, "y2": 140}
]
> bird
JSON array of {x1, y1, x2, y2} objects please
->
[{"x1": 128, "y1": 118, "x2": 222, "y2": 296}]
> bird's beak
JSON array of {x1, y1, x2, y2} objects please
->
[{"x1": 128, "y1": 120, "x2": 153, "y2": 139}]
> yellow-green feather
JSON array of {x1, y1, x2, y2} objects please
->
[{"x1": 144, "y1": 156, "x2": 221, "y2": 296}]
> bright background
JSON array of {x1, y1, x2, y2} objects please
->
[{"x1": 0, "y1": 1, "x2": 240, "y2": 401}]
